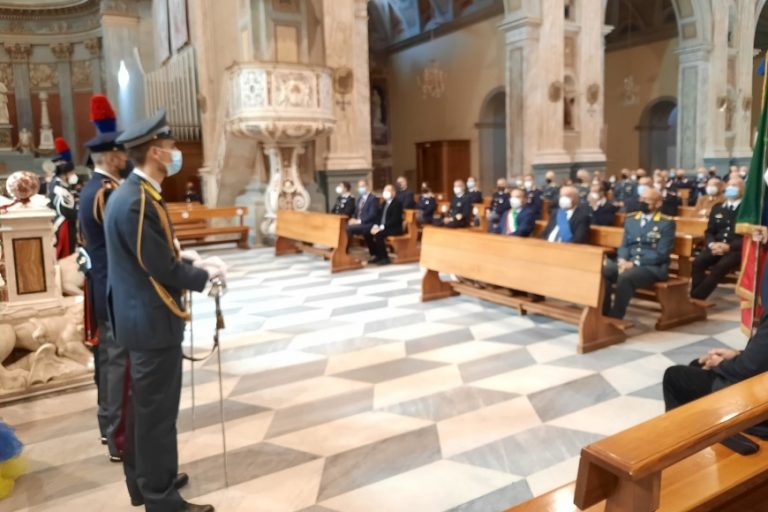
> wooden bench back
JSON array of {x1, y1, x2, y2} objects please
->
[
  {"x1": 170, "y1": 206, "x2": 247, "y2": 225},
  {"x1": 590, "y1": 224, "x2": 694, "y2": 258},
  {"x1": 420, "y1": 226, "x2": 608, "y2": 308},
  {"x1": 276, "y1": 209, "x2": 345, "y2": 248},
  {"x1": 674, "y1": 216, "x2": 707, "y2": 238},
  {"x1": 167, "y1": 201, "x2": 205, "y2": 210},
  {"x1": 575, "y1": 373, "x2": 768, "y2": 510}
]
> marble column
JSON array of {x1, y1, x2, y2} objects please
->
[
  {"x1": 532, "y1": 0, "x2": 571, "y2": 172},
  {"x1": 499, "y1": 15, "x2": 541, "y2": 177},
  {"x1": 573, "y1": 0, "x2": 607, "y2": 170},
  {"x1": 702, "y1": 0, "x2": 730, "y2": 170},
  {"x1": 5, "y1": 44, "x2": 33, "y2": 136},
  {"x1": 676, "y1": 45, "x2": 711, "y2": 170},
  {"x1": 84, "y1": 38, "x2": 103, "y2": 93},
  {"x1": 100, "y1": 9, "x2": 143, "y2": 129},
  {"x1": 320, "y1": 0, "x2": 372, "y2": 176},
  {"x1": 51, "y1": 43, "x2": 77, "y2": 161},
  {"x1": 731, "y1": 0, "x2": 757, "y2": 163}
]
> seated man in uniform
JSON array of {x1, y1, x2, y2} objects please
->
[
  {"x1": 434, "y1": 180, "x2": 472, "y2": 228},
  {"x1": 602, "y1": 187, "x2": 675, "y2": 320},
  {"x1": 487, "y1": 177, "x2": 510, "y2": 232},
  {"x1": 347, "y1": 179, "x2": 379, "y2": 238},
  {"x1": 623, "y1": 177, "x2": 653, "y2": 213},
  {"x1": 693, "y1": 177, "x2": 724, "y2": 217},
  {"x1": 364, "y1": 184, "x2": 403, "y2": 265},
  {"x1": 691, "y1": 167, "x2": 709, "y2": 206},
  {"x1": 491, "y1": 188, "x2": 536, "y2": 237},
  {"x1": 541, "y1": 186, "x2": 591, "y2": 244},
  {"x1": 690, "y1": 177, "x2": 744, "y2": 300},
  {"x1": 613, "y1": 169, "x2": 637, "y2": 208},
  {"x1": 541, "y1": 170, "x2": 560, "y2": 203},
  {"x1": 466, "y1": 176, "x2": 483, "y2": 204},
  {"x1": 588, "y1": 182, "x2": 618, "y2": 226},
  {"x1": 417, "y1": 182, "x2": 437, "y2": 225},
  {"x1": 394, "y1": 176, "x2": 416, "y2": 209},
  {"x1": 331, "y1": 181, "x2": 356, "y2": 217},
  {"x1": 522, "y1": 174, "x2": 543, "y2": 219}
]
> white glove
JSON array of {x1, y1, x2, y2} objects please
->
[
  {"x1": 179, "y1": 249, "x2": 202, "y2": 263},
  {"x1": 194, "y1": 256, "x2": 228, "y2": 282}
]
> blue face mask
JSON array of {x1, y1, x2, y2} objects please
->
[
  {"x1": 163, "y1": 149, "x2": 183, "y2": 177},
  {"x1": 637, "y1": 184, "x2": 648, "y2": 195},
  {"x1": 724, "y1": 186, "x2": 739, "y2": 199},
  {"x1": 358, "y1": 187, "x2": 367, "y2": 196}
]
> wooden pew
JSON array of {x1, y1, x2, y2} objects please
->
[
  {"x1": 679, "y1": 205, "x2": 705, "y2": 218},
  {"x1": 387, "y1": 209, "x2": 420, "y2": 263},
  {"x1": 674, "y1": 216, "x2": 707, "y2": 238},
  {"x1": 507, "y1": 373, "x2": 768, "y2": 512},
  {"x1": 589, "y1": 225, "x2": 705, "y2": 330},
  {"x1": 170, "y1": 206, "x2": 250, "y2": 249},
  {"x1": 275, "y1": 209, "x2": 362, "y2": 273},
  {"x1": 420, "y1": 226, "x2": 625, "y2": 353}
]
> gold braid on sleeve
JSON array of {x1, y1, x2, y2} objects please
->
[{"x1": 137, "y1": 181, "x2": 191, "y2": 321}]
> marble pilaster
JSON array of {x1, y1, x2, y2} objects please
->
[
  {"x1": 320, "y1": 0, "x2": 372, "y2": 173},
  {"x1": 731, "y1": 0, "x2": 757, "y2": 162},
  {"x1": 100, "y1": 12, "x2": 143, "y2": 129},
  {"x1": 84, "y1": 38, "x2": 103, "y2": 93},
  {"x1": 51, "y1": 43, "x2": 77, "y2": 161},
  {"x1": 676, "y1": 45, "x2": 712, "y2": 170},
  {"x1": 5, "y1": 44, "x2": 33, "y2": 136},
  {"x1": 702, "y1": 0, "x2": 729, "y2": 167},
  {"x1": 573, "y1": 1, "x2": 606, "y2": 169}
]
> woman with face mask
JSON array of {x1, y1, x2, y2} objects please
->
[
  {"x1": 48, "y1": 137, "x2": 80, "y2": 259},
  {"x1": 693, "y1": 178, "x2": 724, "y2": 217},
  {"x1": 331, "y1": 181, "x2": 356, "y2": 217}
]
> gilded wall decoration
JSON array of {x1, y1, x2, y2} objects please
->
[
  {"x1": 84, "y1": 38, "x2": 101, "y2": 57},
  {"x1": 29, "y1": 64, "x2": 59, "y2": 88},
  {"x1": 50, "y1": 43, "x2": 73, "y2": 61},
  {"x1": 72, "y1": 61, "x2": 92, "y2": 89},
  {"x1": 5, "y1": 43, "x2": 31, "y2": 63},
  {"x1": 0, "y1": 63, "x2": 14, "y2": 90}
]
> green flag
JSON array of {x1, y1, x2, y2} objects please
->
[{"x1": 737, "y1": 62, "x2": 768, "y2": 231}]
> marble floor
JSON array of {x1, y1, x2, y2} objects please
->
[{"x1": 2, "y1": 247, "x2": 745, "y2": 511}]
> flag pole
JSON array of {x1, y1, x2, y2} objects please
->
[{"x1": 750, "y1": 50, "x2": 768, "y2": 334}]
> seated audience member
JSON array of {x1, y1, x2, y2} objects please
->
[
  {"x1": 592, "y1": 170, "x2": 610, "y2": 193},
  {"x1": 739, "y1": 166, "x2": 748, "y2": 180},
  {"x1": 654, "y1": 175, "x2": 682, "y2": 216},
  {"x1": 575, "y1": 169, "x2": 590, "y2": 202},
  {"x1": 613, "y1": 169, "x2": 637, "y2": 206},
  {"x1": 184, "y1": 180, "x2": 201, "y2": 203},
  {"x1": 662, "y1": 312, "x2": 768, "y2": 442},
  {"x1": 722, "y1": 165, "x2": 738, "y2": 182},
  {"x1": 466, "y1": 176, "x2": 483, "y2": 204},
  {"x1": 511, "y1": 175, "x2": 524, "y2": 189},
  {"x1": 691, "y1": 167, "x2": 708, "y2": 205},
  {"x1": 364, "y1": 184, "x2": 403, "y2": 265},
  {"x1": 541, "y1": 186, "x2": 591, "y2": 243},
  {"x1": 417, "y1": 183, "x2": 437, "y2": 225},
  {"x1": 434, "y1": 180, "x2": 472, "y2": 228},
  {"x1": 522, "y1": 174, "x2": 543, "y2": 218},
  {"x1": 491, "y1": 189, "x2": 536, "y2": 237},
  {"x1": 488, "y1": 178, "x2": 510, "y2": 231},
  {"x1": 623, "y1": 177, "x2": 652, "y2": 213},
  {"x1": 670, "y1": 168, "x2": 692, "y2": 192},
  {"x1": 347, "y1": 179, "x2": 378, "y2": 238},
  {"x1": 541, "y1": 170, "x2": 560, "y2": 203},
  {"x1": 395, "y1": 176, "x2": 416, "y2": 209},
  {"x1": 602, "y1": 188, "x2": 675, "y2": 320},
  {"x1": 331, "y1": 181, "x2": 356, "y2": 216},
  {"x1": 588, "y1": 182, "x2": 618, "y2": 226},
  {"x1": 690, "y1": 177, "x2": 744, "y2": 300},
  {"x1": 693, "y1": 177, "x2": 724, "y2": 217}
]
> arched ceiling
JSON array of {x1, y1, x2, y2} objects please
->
[
  {"x1": 605, "y1": 0, "x2": 677, "y2": 50},
  {"x1": 0, "y1": 0, "x2": 96, "y2": 16}
]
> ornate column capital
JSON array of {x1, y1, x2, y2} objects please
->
[
  {"x1": 4, "y1": 43, "x2": 32, "y2": 63},
  {"x1": 50, "y1": 42, "x2": 73, "y2": 61},
  {"x1": 84, "y1": 38, "x2": 101, "y2": 57}
]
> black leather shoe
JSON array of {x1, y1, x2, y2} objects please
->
[
  {"x1": 182, "y1": 503, "x2": 214, "y2": 512},
  {"x1": 130, "y1": 474, "x2": 191, "y2": 506},
  {"x1": 375, "y1": 258, "x2": 391, "y2": 266},
  {"x1": 100, "y1": 436, "x2": 108, "y2": 445},
  {"x1": 109, "y1": 454, "x2": 123, "y2": 463},
  {"x1": 368, "y1": 256, "x2": 381, "y2": 264}
]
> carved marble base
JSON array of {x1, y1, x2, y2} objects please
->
[
  {"x1": 38, "y1": 127, "x2": 54, "y2": 153},
  {"x1": 0, "y1": 298, "x2": 92, "y2": 398},
  {"x1": 262, "y1": 145, "x2": 311, "y2": 238},
  {"x1": 235, "y1": 178, "x2": 266, "y2": 247},
  {"x1": 0, "y1": 124, "x2": 12, "y2": 151}
]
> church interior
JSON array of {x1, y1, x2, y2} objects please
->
[{"x1": 3, "y1": 0, "x2": 768, "y2": 511}]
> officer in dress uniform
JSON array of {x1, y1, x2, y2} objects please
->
[
  {"x1": 613, "y1": 169, "x2": 638, "y2": 206},
  {"x1": 466, "y1": 176, "x2": 483, "y2": 205},
  {"x1": 330, "y1": 181, "x2": 356, "y2": 217},
  {"x1": 48, "y1": 137, "x2": 79, "y2": 259},
  {"x1": 488, "y1": 178, "x2": 510, "y2": 232},
  {"x1": 417, "y1": 182, "x2": 437, "y2": 225},
  {"x1": 603, "y1": 187, "x2": 675, "y2": 320},
  {"x1": 690, "y1": 177, "x2": 744, "y2": 300},
  {"x1": 541, "y1": 170, "x2": 560, "y2": 204},
  {"x1": 434, "y1": 179, "x2": 472, "y2": 228},
  {"x1": 522, "y1": 174, "x2": 544, "y2": 219},
  {"x1": 106, "y1": 110, "x2": 222, "y2": 512},
  {"x1": 78, "y1": 95, "x2": 131, "y2": 462}
]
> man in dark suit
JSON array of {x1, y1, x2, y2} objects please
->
[
  {"x1": 394, "y1": 176, "x2": 416, "y2": 209},
  {"x1": 588, "y1": 182, "x2": 618, "y2": 226},
  {"x1": 331, "y1": 181, "x2": 356, "y2": 217},
  {"x1": 690, "y1": 177, "x2": 744, "y2": 300},
  {"x1": 522, "y1": 174, "x2": 543, "y2": 219},
  {"x1": 602, "y1": 187, "x2": 675, "y2": 320},
  {"x1": 466, "y1": 176, "x2": 483, "y2": 204},
  {"x1": 417, "y1": 182, "x2": 437, "y2": 225},
  {"x1": 491, "y1": 189, "x2": 536, "y2": 237},
  {"x1": 541, "y1": 186, "x2": 591, "y2": 244},
  {"x1": 655, "y1": 176, "x2": 682, "y2": 216},
  {"x1": 364, "y1": 184, "x2": 403, "y2": 265},
  {"x1": 541, "y1": 170, "x2": 560, "y2": 203},
  {"x1": 78, "y1": 94, "x2": 131, "y2": 462},
  {"x1": 347, "y1": 178, "x2": 378, "y2": 237},
  {"x1": 434, "y1": 179, "x2": 472, "y2": 228},
  {"x1": 106, "y1": 110, "x2": 217, "y2": 512}
]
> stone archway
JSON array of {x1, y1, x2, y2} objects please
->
[
  {"x1": 638, "y1": 97, "x2": 677, "y2": 171},
  {"x1": 476, "y1": 87, "x2": 507, "y2": 193}
]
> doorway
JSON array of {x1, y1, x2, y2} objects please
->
[
  {"x1": 477, "y1": 88, "x2": 507, "y2": 192},
  {"x1": 639, "y1": 97, "x2": 677, "y2": 171}
]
